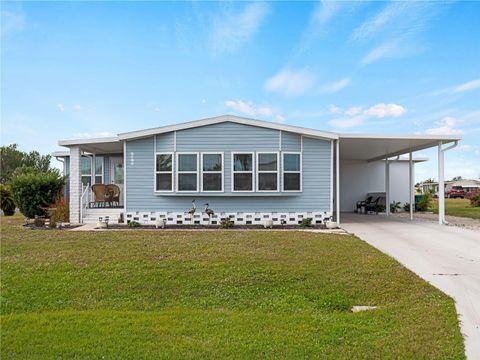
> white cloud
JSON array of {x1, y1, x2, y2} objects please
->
[
  {"x1": 1, "y1": 10, "x2": 25, "y2": 36},
  {"x1": 328, "y1": 115, "x2": 366, "y2": 128},
  {"x1": 452, "y1": 78, "x2": 480, "y2": 93},
  {"x1": 73, "y1": 104, "x2": 82, "y2": 111},
  {"x1": 57, "y1": 104, "x2": 65, "y2": 113},
  {"x1": 364, "y1": 103, "x2": 407, "y2": 118},
  {"x1": 209, "y1": 2, "x2": 269, "y2": 54},
  {"x1": 153, "y1": 107, "x2": 161, "y2": 112},
  {"x1": 318, "y1": 78, "x2": 350, "y2": 94},
  {"x1": 265, "y1": 68, "x2": 315, "y2": 97},
  {"x1": 328, "y1": 104, "x2": 342, "y2": 114},
  {"x1": 224, "y1": 99, "x2": 284, "y2": 122},
  {"x1": 73, "y1": 131, "x2": 115, "y2": 139},
  {"x1": 425, "y1": 116, "x2": 463, "y2": 136},
  {"x1": 201, "y1": 99, "x2": 206, "y2": 104},
  {"x1": 344, "y1": 106, "x2": 363, "y2": 116}
]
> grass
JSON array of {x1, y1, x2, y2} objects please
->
[
  {"x1": 430, "y1": 198, "x2": 480, "y2": 220},
  {"x1": 1, "y1": 215, "x2": 464, "y2": 359}
]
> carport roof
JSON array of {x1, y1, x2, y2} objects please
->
[{"x1": 338, "y1": 134, "x2": 460, "y2": 161}]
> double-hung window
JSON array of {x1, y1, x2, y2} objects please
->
[
  {"x1": 201, "y1": 153, "x2": 223, "y2": 192},
  {"x1": 81, "y1": 157, "x2": 92, "y2": 187},
  {"x1": 257, "y1": 152, "x2": 279, "y2": 191},
  {"x1": 177, "y1": 153, "x2": 199, "y2": 192},
  {"x1": 232, "y1": 152, "x2": 254, "y2": 191},
  {"x1": 282, "y1": 152, "x2": 302, "y2": 191},
  {"x1": 94, "y1": 157, "x2": 104, "y2": 184},
  {"x1": 155, "y1": 153, "x2": 173, "y2": 192}
]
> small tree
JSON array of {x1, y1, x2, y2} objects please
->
[
  {"x1": 9, "y1": 171, "x2": 64, "y2": 218},
  {"x1": 0, "y1": 144, "x2": 52, "y2": 184}
]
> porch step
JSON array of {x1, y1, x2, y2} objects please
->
[{"x1": 82, "y1": 208, "x2": 124, "y2": 224}]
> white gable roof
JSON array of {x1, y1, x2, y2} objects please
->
[{"x1": 117, "y1": 114, "x2": 339, "y2": 141}]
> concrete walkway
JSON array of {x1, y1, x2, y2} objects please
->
[{"x1": 341, "y1": 213, "x2": 480, "y2": 359}]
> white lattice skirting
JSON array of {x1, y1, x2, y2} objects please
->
[{"x1": 126, "y1": 211, "x2": 333, "y2": 225}]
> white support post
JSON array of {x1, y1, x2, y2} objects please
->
[
  {"x1": 438, "y1": 142, "x2": 445, "y2": 225},
  {"x1": 409, "y1": 152, "x2": 414, "y2": 221},
  {"x1": 335, "y1": 139, "x2": 340, "y2": 225},
  {"x1": 69, "y1": 146, "x2": 82, "y2": 224},
  {"x1": 385, "y1": 158, "x2": 390, "y2": 215},
  {"x1": 91, "y1": 153, "x2": 96, "y2": 185}
]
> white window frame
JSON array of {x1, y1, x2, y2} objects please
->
[
  {"x1": 231, "y1": 152, "x2": 255, "y2": 192},
  {"x1": 155, "y1": 152, "x2": 174, "y2": 193},
  {"x1": 94, "y1": 156, "x2": 104, "y2": 184},
  {"x1": 201, "y1": 152, "x2": 224, "y2": 192},
  {"x1": 282, "y1": 152, "x2": 302, "y2": 192},
  {"x1": 81, "y1": 156, "x2": 92, "y2": 187},
  {"x1": 256, "y1": 152, "x2": 280, "y2": 192},
  {"x1": 176, "y1": 152, "x2": 199, "y2": 193}
]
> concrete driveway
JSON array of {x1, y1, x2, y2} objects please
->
[{"x1": 341, "y1": 213, "x2": 480, "y2": 360}]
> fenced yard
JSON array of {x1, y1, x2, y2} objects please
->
[{"x1": 0, "y1": 215, "x2": 464, "y2": 359}]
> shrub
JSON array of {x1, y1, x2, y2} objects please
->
[
  {"x1": 403, "y1": 202, "x2": 411, "y2": 212},
  {"x1": 299, "y1": 217, "x2": 313, "y2": 227},
  {"x1": 416, "y1": 193, "x2": 431, "y2": 212},
  {"x1": 33, "y1": 217, "x2": 45, "y2": 227},
  {"x1": 9, "y1": 171, "x2": 64, "y2": 218},
  {"x1": 374, "y1": 204, "x2": 385, "y2": 213},
  {"x1": 0, "y1": 184, "x2": 16, "y2": 216},
  {"x1": 128, "y1": 221, "x2": 141, "y2": 228},
  {"x1": 220, "y1": 218, "x2": 234, "y2": 229},
  {"x1": 47, "y1": 198, "x2": 69, "y2": 225},
  {"x1": 470, "y1": 193, "x2": 480, "y2": 207},
  {"x1": 390, "y1": 201, "x2": 401, "y2": 213}
]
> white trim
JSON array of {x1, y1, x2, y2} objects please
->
[
  {"x1": 281, "y1": 152, "x2": 302, "y2": 192},
  {"x1": 278, "y1": 130, "x2": 282, "y2": 151},
  {"x1": 335, "y1": 140, "x2": 340, "y2": 225},
  {"x1": 231, "y1": 152, "x2": 255, "y2": 192},
  {"x1": 330, "y1": 140, "x2": 334, "y2": 214},
  {"x1": 123, "y1": 141, "x2": 127, "y2": 210},
  {"x1": 154, "y1": 152, "x2": 174, "y2": 193},
  {"x1": 173, "y1": 131, "x2": 177, "y2": 151},
  {"x1": 300, "y1": 135, "x2": 303, "y2": 153},
  {"x1": 385, "y1": 158, "x2": 390, "y2": 216},
  {"x1": 176, "y1": 152, "x2": 199, "y2": 193},
  {"x1": 256, "y1": 152, "x2": 280, "y2": 192},
  {"x1": 117, "y1": 115, "x2": 339, "y2": 141},
  {"x1": 200, "y1": 152, "x2": 224, "y2": 192}
]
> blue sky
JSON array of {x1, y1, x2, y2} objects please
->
[{"x1": 1, "y1": 1, "x2": 479, "y2": 181}]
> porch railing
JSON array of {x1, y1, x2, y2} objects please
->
[{"x1": 80, "y1": 183, "x2": 91, "y2": 223}]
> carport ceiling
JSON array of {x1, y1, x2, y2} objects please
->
[{"x1": 339, "y1": 135, "x2": 460, "y2": 161}]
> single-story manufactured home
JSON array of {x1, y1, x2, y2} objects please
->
[{"x1": 53, "y1": 115, "x2": 460, "y2": 225}]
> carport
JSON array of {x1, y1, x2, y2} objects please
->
[{"x1": 332, "y1": 134, "x2": 460, "y2": 225}]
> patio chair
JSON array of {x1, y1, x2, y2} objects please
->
[
  {"x1": 356, "y1": 196, "x2": 373, "y2": 213},
  {"x1": 106, "y1": 184, "x2": 120, "y2": 207},
  {"x1": 91, "y1": 184, "x2": 112, "y2": 208},
  {"x1": 364, "y1": 197, "x2": 381, "y2": 214}
]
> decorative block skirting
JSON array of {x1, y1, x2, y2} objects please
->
[{"x1": 126, "y1": 211, "x2": 332, "y2": 226}]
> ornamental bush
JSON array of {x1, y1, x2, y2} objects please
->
[
  {"x1": 9, "y1": 171, "x2": 64, "y2": 218},
  {"x1": 470, "y1": 193, "x2": 480, "y2": 207}
]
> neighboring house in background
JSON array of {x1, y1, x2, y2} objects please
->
[
  {"x1": 53, "y1": 115, "x2": 460, "y2": 225},
  {"x1": 418, "y1": 179, "x2": 480, "y2": 195}
]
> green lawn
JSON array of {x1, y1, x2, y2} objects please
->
[
  {"x1": 1, "y1": 215, "x2": 464, "y2": 359},
  {"x1": 430, "y1": 198, "x2": 480, "y2": 220}
]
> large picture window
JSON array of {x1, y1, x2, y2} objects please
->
[
  {"x1": 155, "y1": 153, "x2": 173, "y2": 192},
  {"x1": 201, "y1": 153, "x2": 223, "y2": 192},
  {"x1": 282, "y1": 152, "x2": 302, "y2": 191},
  {"x1": 232, "y1": 152, "x2": 254, "y2": 192},
  {"x1": 177, "y1": 153, "x2": 198, "y2": 192},
  {"x1": 257, "y1": 152, "x2": 279, "y2": 191}
]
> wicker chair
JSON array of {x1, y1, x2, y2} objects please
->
[
  {"x1": 91, "y1": 184, "x2": 112, "y2": 208},
  {"x1": 106, "y1": 184, "x2": 120, "y2": 207}
]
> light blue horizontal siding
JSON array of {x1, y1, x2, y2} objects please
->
[{"x1": 126, "y1": 122, "x2": 332, "y2": 212}]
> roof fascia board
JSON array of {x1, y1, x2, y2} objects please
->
[
  {"x1": 366, "y1": 140, "x2": 452, "y2": 162},
  {"x1": 58, "y1": 136, "x2": 120, "y2": 147},
  {"x1": 340, "y1": 134, "x2": 461, "y2": 141}
]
